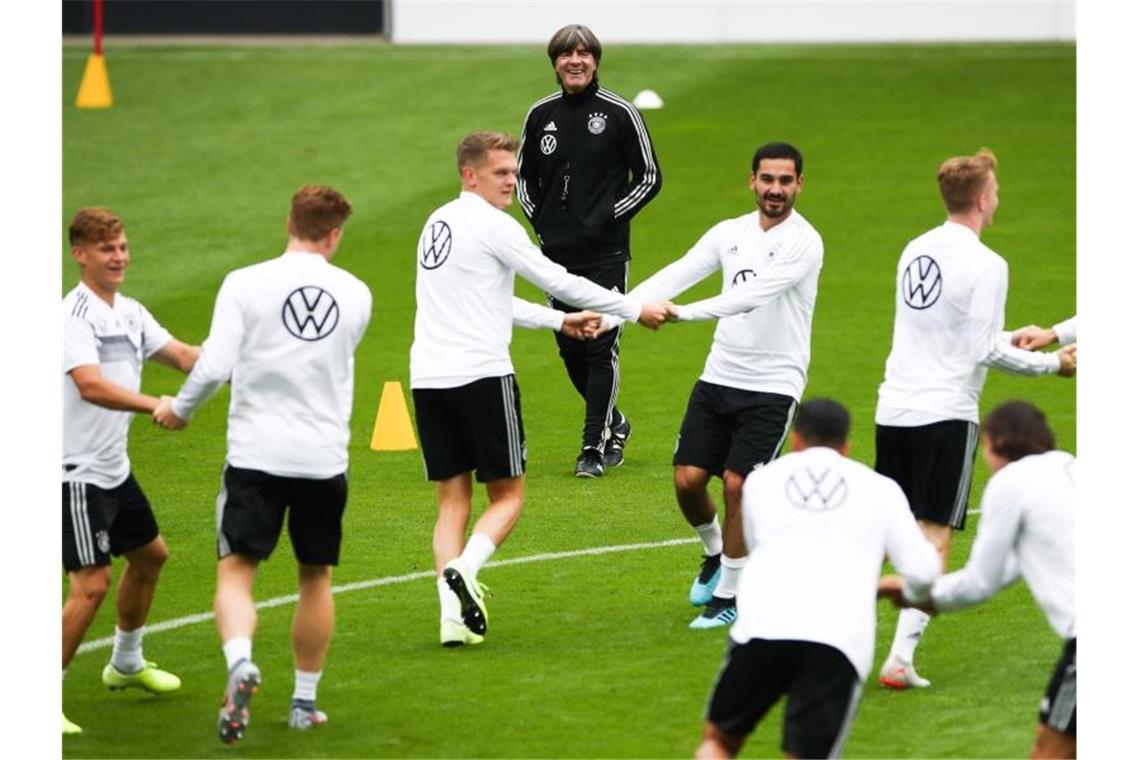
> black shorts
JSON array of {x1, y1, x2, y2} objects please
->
[
  {"x1": 1040, "y1": 638, "x2": 1076, "y2": 736},
  {"x1": 62, "y1": 473, "x2": 160, "y2": 572},
  {"x1": 875, "y1": 420, "x2": 978, "y2": 530},
  {"x1": 673, "y1": 381, "x2": 797, "y2": 476},
  {"x1": 217, "y1": 466, "x2": 348, "y2": 566},
  {"x1": 413, "y1": 375, "x2": 526, "y2": 483},
  {"x1": 707, "y1": 638, "x2": 862, "y2": 759}
]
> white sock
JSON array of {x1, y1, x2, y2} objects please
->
[
  {"x1": 890, "y1": 608, "x2": 931, "y2": 663},
  {"x1": 222, "y1": 636, "x2": 253, "y2": 671},
  {"x1": 438, "y1": 577, "x2": 461, "y2": 623},
  {"x1": 694, "y1": 518, "x2": 723, "y2": 557},
  {"x1": 292, "y1": 669, "x2": 322, "y2": 702},
  {"x1": 712, "y1": 555, "x2": 748, "y2": 599},
  {"x1": 460, "y1": 533, "x2": 497, "y2": 575},
  {"x1": 110, "y1": 626, "x2": 145, "y2": 673}
]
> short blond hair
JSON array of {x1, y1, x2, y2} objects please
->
[
  {"x1": 288, "y1": 185, "x2": 352, "y2": 242},
  {"x1": 69, "y1": 207, "x2": 124, "y2": 246},
  {"x1": 456, "y1": 131, "x2": 519, "y2": 174},
  {"x1": 938, "y1": 148, "x2": 998, "y2": 213}
]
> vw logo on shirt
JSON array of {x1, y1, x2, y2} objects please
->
[
  {"x1": 902, "y1": 255, "x2": 943, "y2": 309},
  {"x1": 731, "y1": 269, "x2": 757, "y2": 287},
  {"x1": 419, "y1": 220, "x2": 453, "y2": 270},
  {"x1": 540, "y1": 134, "x2": 558, "y2": 155},
  {"x1": 785, "y1": 467, "x2": 848, "y2": 512},
  {"x1": 282, "y1": 286, "x2": 340, "y2": 341}
]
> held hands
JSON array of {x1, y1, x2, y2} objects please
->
[
  {"x1": 877, "y1": 575, "x2": 937, "y2": 614},
  {"x1": 153, "y1": 395, "x2": 188, "y2": 430},
  {"x1": 1056, "y1": 343, "x2": 1076, "y2": 377},
  {"x1": 1010, "y1": 325, "x2": 1058, "y2": 351},
  {"x1": 637, "y1": 301, "x2": 675, "y2": 330},
  {"x1": 560, "y1": 311, "x2": 604, "y2": 341}
]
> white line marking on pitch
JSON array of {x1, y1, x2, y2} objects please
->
[{"x1": 76, "y1": 536, "x2": 699, "y2": 656}]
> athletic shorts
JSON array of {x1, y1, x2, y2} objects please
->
[
  {"x1": 1039, "y1": 638, "x2": 1076, "y2": 736},
  {"x1": 217, "y1": 465, "x2": 348, "y2": 566},
  {"x1": 62, "y1": 473, "x2": 160, "y2": 572},
  {"x1": 706, "y1": 638, "x2": 862, "y2": 759},
  {"x1": 875, "y1": 420, "x2": 978, "y2": 530},
  {"x1": 673, "y1": 381, "x2": 797, "y2": 476},
  {"x1": 412, "y1": 375, "x2": 526, "y2": 483}
]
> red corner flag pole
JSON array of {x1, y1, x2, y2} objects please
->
[{"x1": 76, "y1": 0, "x2": 113, "y2": 108}]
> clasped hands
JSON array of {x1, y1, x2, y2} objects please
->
[
  {"x1": 560, "y1": 301, "x2": 678, "y2": 341},
  {"x1": 152, "y1": 395, "x2": 188, "y2": 430}
]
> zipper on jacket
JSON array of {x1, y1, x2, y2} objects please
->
[{"x1": 559, "y1": 162, "x2": 571, "y2": 209}]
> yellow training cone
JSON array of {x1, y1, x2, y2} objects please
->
[
  {"x1": 370, "y1": 381, "x2": 418, "y2": 451},
  {"x1": 76, "y1": 54, "x2": 113, "y2": 109}
]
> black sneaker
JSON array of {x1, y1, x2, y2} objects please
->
[
  {"x1": 602, "y1": 416, "x2": 632, "y2": 468},
  {"x1": 575, "y1": 448, "x2": 605, "y2": 478}
]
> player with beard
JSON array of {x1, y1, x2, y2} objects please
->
[{"x1": 601, "y1": 142, "x2": 824, "y2": 628}]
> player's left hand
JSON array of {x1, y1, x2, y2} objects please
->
[
  {"x1": 561, "y1": 311, "x2": 603, "y2": 340},
  {"x1": 153, "y1": 395, "x2": 188, "y2": 430}
]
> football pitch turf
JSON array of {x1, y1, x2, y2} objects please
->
[{"x1": 62, "y1": 41, "x2": 1074, "y2": 757}]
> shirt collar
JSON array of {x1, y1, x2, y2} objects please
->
[
  {"x1": 943, "y1": 219, "x2": 980, "y2": 240},
  {"x1": 561, "y1": 80, "x2": 600, "y2": 102},
  {"x1": 281, "y1": 250, "x2": 329, "y2": 263},
  {"x1": 755, "y1": 208, "x2": 800, "y2": 234},
  {"x1": 76, "y1": 280, "x2": 116, "y2": 311}
]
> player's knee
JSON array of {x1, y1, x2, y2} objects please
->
[
  {"x1": 130, "y1": 537, "x2": 170, "y2": 575},
  {"x1": 73, "y1": 567, "x2": 112, "y2": 607},
  {"x1": 298, "y1": 563, "x2": 333, "y2": 590},
  {"x1": 1030, "y1": 723, "x2": 1075, "y2": 759},
  {"x1": 675, "y1": 467, "x2": 708, "y2": 497},
  {"x1": 722, "y1": 470, "x2": 745, "y2": 500},
  {"x1": 696, "y1": 722, "x2": 738, "y2": 759}
]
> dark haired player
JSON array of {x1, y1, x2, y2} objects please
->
[
  {"x1": 880, "y1": 400, "x2": 1076, "y2": 759},
  {"x1": 697, "y1": 399, "x2": 940, "y2": 759},
  {"x1": 604, "y1": 142, "x2": 823, "y2": 628}
]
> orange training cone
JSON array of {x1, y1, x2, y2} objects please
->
[
  {"x1": 76, "y1": 54, "x2": 113, "y2": 109},
  {"x1": 370, "y1": 381, "x2": 418, "y2": 451}
]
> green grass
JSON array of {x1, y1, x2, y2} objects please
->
[{"x1": 62, "y1": 41, "x2": 1074, "y2": 757}]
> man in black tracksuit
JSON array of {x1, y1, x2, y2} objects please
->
[{"x1": 517, "y1": 23, "x2": 663, "y2": 478}]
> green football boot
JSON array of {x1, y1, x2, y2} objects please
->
[{"x1": 102, "y1": 660, "x2": 183, "y2": 694}]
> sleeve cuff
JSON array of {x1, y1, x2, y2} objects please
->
[{"x1": 171, "y1": 397, "x2": 195, "y2": 421}]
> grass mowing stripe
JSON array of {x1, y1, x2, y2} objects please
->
[{"x1": 74, "y1": 536, "x2": 699, "y2": 656}]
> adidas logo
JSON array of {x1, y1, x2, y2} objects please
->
[{"x1": 543, "y1": 121, "x2": 557, "y2": 132}]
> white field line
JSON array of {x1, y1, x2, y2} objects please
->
[{"x1": 76, "y1": 536, "x2": 699, "y2": 656}]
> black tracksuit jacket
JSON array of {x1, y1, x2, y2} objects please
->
[{"x1": 517, "y1": 80, "x2": 662, "y2": 271}]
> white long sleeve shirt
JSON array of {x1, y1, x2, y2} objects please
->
[
  {"x1": 1053, "y1": 316, "x2": 1077, "y2": 346},
  {"x1": 877, "y1": 221, "x2": 1061, "y2": 426},
  {"x1": 63, "y1": 282, "x2": 172, "y2": 488},
  {"x1": 732, "y1": 446, "x2": 941, "y2": 681},
  {"x1": 172, "y1": 252, "x2": 372, "y2": 479},
  {"x1": 931, "y1": 450, "x2": 1075, "y2": 639},
  {"x1": 622, "y1": 209, "x2": 823, "y2": 398},
  {"x1": 410, "y1": 191, "x2": 642, "y2": 389}
]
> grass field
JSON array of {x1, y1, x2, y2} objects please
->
[{"x1": 62, "y1": 40, "x2": 1075, "y2": 758}]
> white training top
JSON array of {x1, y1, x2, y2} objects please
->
[
  {"x1": 876, "y1": 221, "x2": 1061, "y2": 426},
  {"x1": 172, "y1": 252, "x2": 372, "y2": 479},
  {"x1": 731, "y1": 446, "x2": 941, "y2": 681},
  {"x1": 931, "y1": 450, "x2": 1075, "y2": 639},
  {"x1": 1053, "y1": 316, "x2": 1077, "y2": 346},
  {"x1": 623, "y1": 209, "x2": 823, "y2": 398},
  {"x1": 63, "y1": 282, "x2": 172, "y2": 489},
  {"x1": 410, "y1": 191, "x2": 642, "y2": 389}
]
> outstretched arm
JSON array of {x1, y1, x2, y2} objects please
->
[{"x1": 150, "y1": 339, "x2": 200, "y2": 374}]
